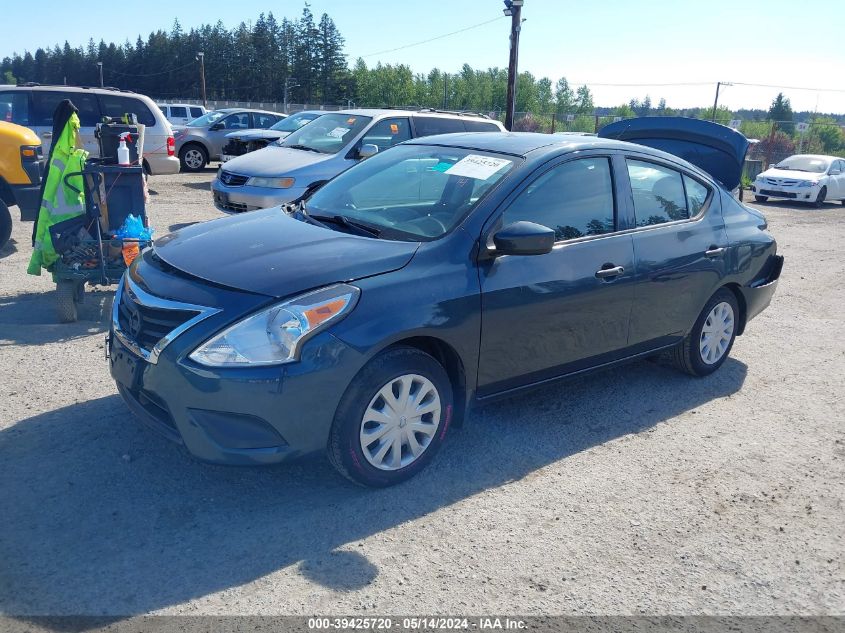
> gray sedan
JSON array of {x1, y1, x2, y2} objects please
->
[{"x1": 174, "y1": 108, "x2": 283, "y2": 172}]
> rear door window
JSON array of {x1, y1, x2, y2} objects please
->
[
  {"x1": 413, "y1": 116, "x2": 465, "y2": 137},
  {"x1": 33, "y1": 91, "x2": 101, "y2": 127},
  {"x1": 0, "y1": 90, "x2": 30, "y2": 125},
  {"x1": 98, "y1": 94, "x2": 156, "y2": 127},
  {"x1": 252, "y1": 113, "x2": 278, "y2": 128},
  {"x1": 170, "y1": 106, "x2": 188, "y2": 118},
  {"x1": 464, "y1": 120, "x2": 501, "y2": 132},
  {"x1": 683, "y1": 175, "x2": 711, "y2": 216},
  {"x1": 626, "y1": 160, "x2": 689, "y2": 226}
]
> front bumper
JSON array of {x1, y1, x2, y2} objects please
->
[
  {"x1": 751, "y1": 182, "x2": 819, "y2": 201},
  {"x1": 108, "y1": 275, "x2": 367, "y2": 465},
  {"x1": 10, "y1": 182, "x2": 42, "y2": 220},
  {"x1": 211, "y1": 178, "x2": 306, "y2": 214}
]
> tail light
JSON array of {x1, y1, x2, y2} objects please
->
[{"x1": 167, "y1": 136, "x2": 175, "y2": 157}]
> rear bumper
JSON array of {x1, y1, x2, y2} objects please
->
[
  {"x1": 145, "y1": 153, "x2": 180, "y2": 175},
  {"x1": 742, "y1": 254, "x2": 784, "y2": 327}
]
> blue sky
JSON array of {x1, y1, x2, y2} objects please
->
[{"x1": 4, "y1": 0, "x2": 844, "y2": 112}]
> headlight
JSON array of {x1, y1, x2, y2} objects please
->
[
  {"x1": 247, "y1": 176, "x2": 295, "y2": 188},
  {"x1": 189, "y1": 284, "x2": 359, "y2": 367},
  {"x1": 801, "y1": 180, "x2": 819, "y2": 187}
]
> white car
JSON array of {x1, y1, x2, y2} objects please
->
[
  {"x1": 0, "y1": 85, "x2": 180, "y2": 175},
  {"x1": 752, "y1": 154, "x2": 845, "y2": 206},
  {"x1": 157, "y1": 103, "x2": 208, "y2": 126}
]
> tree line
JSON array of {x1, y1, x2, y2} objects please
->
[{"x1": 1, "y1": 5, "x2": 843, "y2": 154}]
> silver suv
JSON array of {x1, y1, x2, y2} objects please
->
[
  {"x1": 174, "y1": 108, "x2": 283, "y2": 171},
  {"x1": 212, "y1": 108, "x2": 505, "y2": 213},
  {"x1": 0, "y1": 84, "x2": 179, "y2": 175}
]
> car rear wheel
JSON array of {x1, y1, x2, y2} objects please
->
[
  {"x1": 814, "y1": 186, "x2": 827, "y2": 208},
  {"x1": 179, "y1": 144, "x2": 208, "y2": 172},
  {"x1": 754, "y1": 195, "x2": 768, "y2": 202},
  {"x1": 671, "y1": 288, "x2": 739, "y2": 377},
  {"x1": 328, "y1": 346, "x2": 453, "y2": 487},
  {"x1": 0, "y1": 200, "x2": 12, "y2": 250}
]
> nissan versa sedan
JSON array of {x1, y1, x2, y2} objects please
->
[{"x1": 108, "y1": 118, "x2": 783, "y2": 487}]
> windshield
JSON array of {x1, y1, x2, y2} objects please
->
[
  {"x1": 270, "y1": 112, "x2": 320, "y2": 132},
  {"x1": 187, "y1": 110, "x2": 227, "y2": 127},
  {"x1": 774, "y1": 155, "x2": 831, "y2": 173},
  {"x1": 305, "y1": 145, "x2": 517, "y2": 241},
  {"x1": 281, "y1": 113, "x2": 372, "y2": 154}
]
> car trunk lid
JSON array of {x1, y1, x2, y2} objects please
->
[{"x1": 598, "y1": 116, "x2": 749, "y2": 190}]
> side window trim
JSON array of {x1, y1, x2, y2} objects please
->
[
  {"x1": 622, "y1": 154, "x2": 714, "y2": 232},
  {"x1": 482, "y1": 152, "x2": 620, "y2": 246}
]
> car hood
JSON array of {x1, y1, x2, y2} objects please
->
[
  {"x1": 598, "y1": 116, "x2": 749, "y2": 190},
  {"x1": 220, "y1": 144, "x2": 332, "y2": 177},
  {"x1": 225, "y1": 130, "x2": 287, "y2": 141},
  {"x1": 152, "y1": 207, "x2": 419, "y2": 297},
  {"x1": 758, "y1": 167, "x2": 823, "y2": 180}
]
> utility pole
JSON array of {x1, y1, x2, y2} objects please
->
[
  {"x1": 284, "y1": 77, "x2": 299, "y2": 114},
  {"x1": 443, "y1": 73, "x2": 448, "y2": 109},
  {"x1": 503, "y1": 0, "x2": 524, "y2": 131},
  {"x1": 97, "y1": 61, "x2": 103, "y2": 87},
  {"x1": 711, "y1": 81, "x2": 732, "y2": 122},
  {"x1": 196, "y1": 52, "x2": 207, "y2": 108}
]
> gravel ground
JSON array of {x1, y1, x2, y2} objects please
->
[{"x1": 0, "y1": 170, "x2": 843, "y2": 617}]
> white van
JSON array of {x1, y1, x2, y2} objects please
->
[
  {"x1": 157, "y1": 103, "x2": 207, "y2": 127},
  {"x1": 0, "y1": 84, "x2": 180, "y2": 175}
]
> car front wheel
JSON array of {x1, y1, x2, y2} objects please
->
[
  {"x1": 328, "y1": 346, "x2": 453, "y2": 487},
  {"x1": 814, "y1": 186, "x2": 827, "y2": 208},
  {"x1": 671, "y1": 288, "x2": 739, "y2": 377},
  {"x1": 179, "y1": 144, "x2": 208, "y2": 172},
  {"x1": 754, "y1": 195, "x2": 768, "y2": 202}
]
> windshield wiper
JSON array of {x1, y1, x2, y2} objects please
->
[
  {"x1": 286, "y1": 144, "x2": 322, "y2": 153},
  {"x1": 310, "y1": 213, "x2": 381, "y2": 237}
]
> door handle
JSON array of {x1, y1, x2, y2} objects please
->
[
  {"x1": 705, "y1": 246, "x2": 727, "y2": 258},
  {"x1": 595, "y1": 265, "x2": 624, "y2": 279},
  {"x1": 42, "y1": 132, "x2": 52, "y2": 138}
]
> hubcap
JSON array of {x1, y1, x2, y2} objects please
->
[
  {"x1": 184, "y1": 149, "x2": 203, "y2": 169},
  {"x1": 699, "y1": 301, "x2": 735, "y2": 365},
  {"x1": 360, "y1": 374, "x2": 441, "y2": 471}
]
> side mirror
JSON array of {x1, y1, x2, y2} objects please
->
[
  {"x1": 492, "y1": 221, "x2": 555, "y2": 256},
  {"x1": 209, "y1": 123, "x2": 223, "y2": 131},
  {"x1": 358, "y1": 143, "x2": 379, "y2": 159},
  {"x1": 830, "y1": 169, "x2": 841, "y2": 176}
]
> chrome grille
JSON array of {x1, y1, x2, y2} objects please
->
[{"x1": 219, "y1": 170, "x2": 248, "y2": 186}]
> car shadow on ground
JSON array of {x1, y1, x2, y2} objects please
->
[
  {"x1": 0, "y1": 290, "x2": 113, "y2": 346},
  {"x1": 0, "y1": 356, "x2": 747, "y2": 617},
  {"x1": 0, "y1": 237, "x2": 18, "y2": 260},
  {"x1": 167, "y1": 222, "x2": 199, "y2": 233},
  {"x1": 181, "y1": 181, "x2": 214, "y2": 192}
]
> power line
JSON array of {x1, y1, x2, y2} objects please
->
[
  {"x1": 357, "y1": 16, "x2": 504, "y2": 59},
  {"x1": 106, "y1": 60, "x2": 197, "y2": 77},
  {"x1": 727, "y1": 81, "x2": 845, "y2": 94},
  {"x1": 571, "y1": 81, "x2": 714, "y2": 88}
]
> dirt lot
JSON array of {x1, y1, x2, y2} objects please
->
[{"x1": 0, "y1": 170, "x2": 843, "y2": 617}]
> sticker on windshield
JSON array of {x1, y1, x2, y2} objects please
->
[
  {"x1": 327, "y1": 127, "x2": 349, "y2": 139},
  {"x1": 444, "y1": 154, "x2": 511, "y2": 180}
]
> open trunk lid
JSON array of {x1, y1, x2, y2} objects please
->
[{"x1": 598, "y1": 116, "x2": 749, "y2": 190}]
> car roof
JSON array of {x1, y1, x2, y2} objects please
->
[
  {"x1": 404, "y1": 131, "x2": 714, "y2": 177},
  {"x1": 332, "y1": 108, "x2": 495, "y2": 122},
  {"x1": 213, "y1": 107, "x2": 281, "y2": 115},
  {"x1": 159, "y1": 103, "x2": 205, "y2": 108}
]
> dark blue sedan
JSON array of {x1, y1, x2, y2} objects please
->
[{"x1": 108, "y1": 118, "x2": 782, "y2": 487}]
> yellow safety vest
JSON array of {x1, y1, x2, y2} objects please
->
[{"x1": 27, "y1": 112, "x2": 89, "y2": 276}]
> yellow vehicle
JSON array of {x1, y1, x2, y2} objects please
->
[{"x1": 0, "y1": 120, "x2": 43, "y2": 248}]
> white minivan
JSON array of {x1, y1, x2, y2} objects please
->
[
  {"x1": 0, "y1": 85, "x2": 180, "y2": 175},
  {"x1": 157, "y1": 103, "x2": 207, "y2": 126}
]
